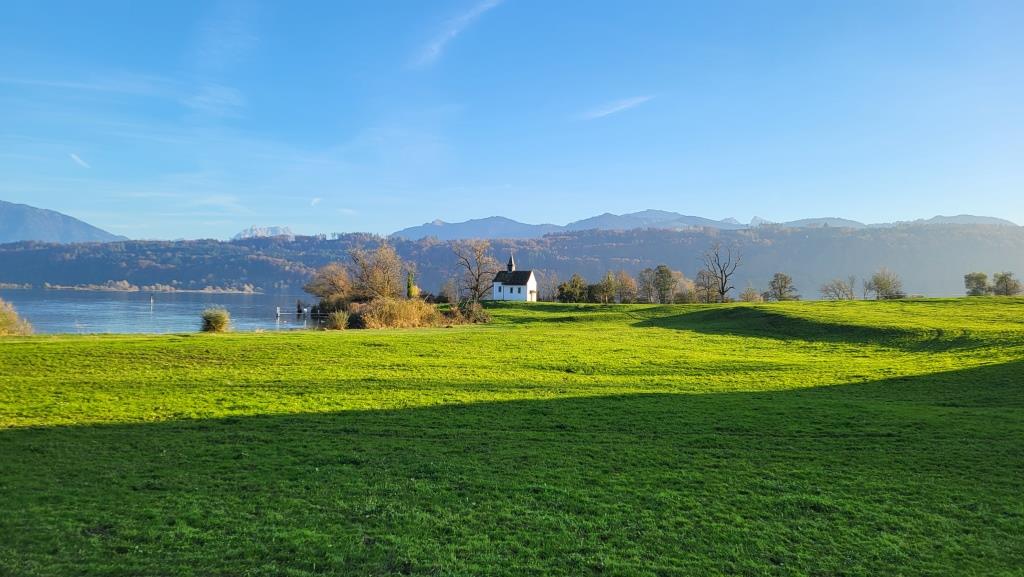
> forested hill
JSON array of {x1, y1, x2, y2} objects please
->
[{"x1": 1, "y1": 225, "x2": 1023, "y2": 297}]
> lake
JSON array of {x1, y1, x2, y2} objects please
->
[{"x1": 0, "y1": 289, "x2": 318, "y2": 334}]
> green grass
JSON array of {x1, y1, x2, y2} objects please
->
[{"x1": 1, "y1": 299, "x2": 1022, "y2": 576}]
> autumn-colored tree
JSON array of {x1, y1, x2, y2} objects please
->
[
  {"x1": 615, "y1": 270, "x2": 638, "y2": 303},
  {"x1": 349, "y1": 243, "x2": 406, "y2": 300},
  {"x1": 304, "y1": 263, "x2": 353, "y2": 310}
]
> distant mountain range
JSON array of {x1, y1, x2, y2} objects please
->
[
  {"x1": 0, "y1": 200, "x2": 125, "y2": 244},
  {"x1": 1, "y1": 200, "x2": 1018, "y2": 246},
  {"x1": 392, "y1": 210, "x2": 1017, "y2": 240}
]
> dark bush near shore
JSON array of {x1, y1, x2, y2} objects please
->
[
  {"x1": 201, "y1": 308, "x2": 231, "y2": 333},
  {"x1": 454, "y1": 301, "x2": 491, "y2": 324}
]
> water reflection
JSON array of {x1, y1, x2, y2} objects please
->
[{"x1": 0, "y1": 289, "x2": 313, "y2": 334}]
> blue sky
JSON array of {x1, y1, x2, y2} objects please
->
[{"x1": 1, "y1": 1, "x2": 1022, "y2": 239}]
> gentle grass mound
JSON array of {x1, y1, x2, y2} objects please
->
[{"x1": 1, "y1": 299, "x2": 1022, "y2": 576}]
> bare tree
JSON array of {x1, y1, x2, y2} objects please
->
[
  {"x1": 693, "y1": 269, "x2": 720, "y2": 303},
  {"x1": 615, "y1": 270, "x2": 638, "y2": 303},
  {"x1": 349, "y1": 243, "x2": 405, "y2": 300},
  {"x1": 992, "y1": 272, "x2": 1022, "y2": 296},
  {"x1": 304, "y1": 263, "x2": 353, "y2": 309},
  {"x1": 636, "y1": 268, "x2": 657, "y2": 303},
  {"x1": 537, "y1": 269, "x2": 560, "y2": 302},
  {"x1": 739, "y1": 285, "x2": 763, "y2": 302},
  {"x1": 701, "y1": 242, "x2": 741, "y2": 303},
  {"x1": 452, "y1": 240, "x2": 500, "y2": 302},
  {"x1": 440, "y1": 278, "x2": 459, "y2": 304},
  {"x1": 672, "y1": 273, "x2": 696, "y2": 303},
  {"x1": 591, "y1": 271, "x2": 618, "y2": 304},
  {"x1": 820, "y1": 276, "x2": 857, "y2": 300}
]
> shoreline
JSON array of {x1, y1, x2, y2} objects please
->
[{"x1": 1, "y1": 285, "x2": 263, "y2": 295}]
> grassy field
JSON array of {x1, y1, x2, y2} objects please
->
[{"x1": 1, "y1": 299, "x2": 1022, "y2": 576}]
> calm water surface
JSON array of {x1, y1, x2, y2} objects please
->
[{"x1": 1, "y1": 289, "x2": 316, "y2": 334}]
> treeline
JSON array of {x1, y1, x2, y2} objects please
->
[
  {"x1": 963, "y1": 272, "x2": 1022, "y2": 296},
  {"x1": 547, "y1": 258, "x2": 911, "y2": 303},
  {"x1": 2, "y1": 225, "x2": 1024, "y2": 297}
]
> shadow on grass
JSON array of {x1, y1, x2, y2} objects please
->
[
  {"x1": 485, "y1": 302, "x2": 634, "y2": 325},
  {"x1": 633, "y1": 306, "x2": 979, "y2": 351},
  {"x1": 1, "y1": 361, "x2": 1022, "y2": 576}
]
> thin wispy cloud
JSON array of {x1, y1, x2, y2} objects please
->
[
  {"x1": 310, "y1": 197, "x2": 322, "y2": 207},
  {"x1": 193, "y1": 1, "x2": 259, "y2": 73},
  {"x1": 183, "y1": 84, "x2": 246, "y2": 116},
  {"x1": 580, "y1": 95, "x2": 655, "y2": 120},
  {"x1": 69, "y1": 153, "x2": 91, "y2": 168},
  {"x1": 414, "y1": 0, "x2": 503, "y2": 68},
  {"x1": 0, "y1": 74, "x2": 174, "y2": 97},
  {"x1": 189, "y1": 194, "x2": 251, "y2": 215},
  {"x1": 338, "y1": 208, "x2": 357, "y2": 216}
]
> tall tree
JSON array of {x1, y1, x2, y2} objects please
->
[
  {"x1": 653, "y1": 265, "x2": 676, "y2": 304},
  {"x1": 671, "y1": 273, "x2": 696, "y2": 303},
  {"x1": 701, "y1": 242, "x2": 741, "y2": 302},
  {"x1": 557, "y1": 273, "x2": 588, "y2": 303},
  {"x1": 864, "y1": 268, "x2": 905, "y2": 300},
  {"x1": 303, "y1": 263, "x2": 352, "y2": 309},
  {"x1": 992, "y1": 271, "x2": 1022, "y2": 296},
  {"x1": 636, "y1": 268, "x2": 657, "y2": 303},
  {"x1": 406, "y1": 271, "x2": 420, "y2": 299},
  {"x1": 766, "y1": 272, "x2": 799, "y2": 301},
  {"x1": 537, "y1": 270, "x2": 560, "y2": 302},
  {"x1": 452, "y1": 240, "x2": 500, "y2": 302},
  {"x1": 963, "y1": 272, "x2": 991, "y2": 296},
  {"x1": 349, "y1": 243, "x2": 405, "y2": 300},
  {"x1": 592, "y1": 271, "x2": 617, "y2": 304},
  {"x1": 693, "y1": 270, "x2": 720, "y2": 303},
  {"x1": 615, "y1": 270, "x2": 638, "y2": 303}
]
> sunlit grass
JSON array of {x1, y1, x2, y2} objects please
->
[{"x1": 1, "y1": 299, "x2": 1022, "y2": 575}]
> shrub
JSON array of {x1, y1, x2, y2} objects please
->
[
  {"x1": 326, "y1": 310, "x2": 350, "y2": 330},
  {"x1": 348, "y1": 298, "x2": 443, "y2": 329},
  {"x1": 0, "y1": 298, "x2": 32, "y2": 336},
  {"x1": 456, "y1": 301, "x2": 491, "y2": 324},
  {"x1": 201, "y1": 308, "x2": 231, "y2": 332}
]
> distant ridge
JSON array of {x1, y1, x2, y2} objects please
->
[
  {"x1": 391, "y1": 210, "x2": 1015, "y2": 240},
  {"x1": 876, "y1": 215, "x2": 1018, "y2": 228},
  {"x1": 0, "y1": 200, "x2": 125, "y2": 244},
  {"x1": 392, "y1": 216, "x2": 562, "y2": 241},
  {"x1": 233, "y1": 226, "x2": 295, "y2": 240}
]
